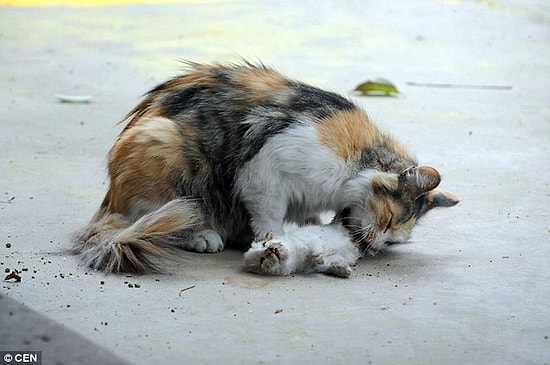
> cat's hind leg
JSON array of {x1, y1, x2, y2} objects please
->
[{"x1": 308, "y1": 250, "x2": 358, "y2": 278}]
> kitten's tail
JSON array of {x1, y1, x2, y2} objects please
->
[{"x1": 71, "y1": 198, "x2": 204, "y2": 274}]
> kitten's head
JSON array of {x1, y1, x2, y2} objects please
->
[{"x1": 338, "y1": 166, "x2": 458, "y2": 253}]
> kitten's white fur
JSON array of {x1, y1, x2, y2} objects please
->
[{"x1": 244, "y1": 224, "x2": 361, "y2": 278}]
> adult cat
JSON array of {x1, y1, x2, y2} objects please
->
[{"x1": 72, "y1": 62, "x2": 458, "y2": 276}]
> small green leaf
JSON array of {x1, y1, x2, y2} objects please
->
[
  {"x1": 55, "y1": 94, "x2": 93, "y2": 103},
  {"x1": 354, "y1": 78, "x2": 399, "y2": 96}
]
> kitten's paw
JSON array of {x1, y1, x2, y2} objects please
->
[
  {"x1": 253, "y1": 232, "x2": 276, "y2": 243},
  {"x1": 244, "y1": 241, "x2": 289, "y2": 275},
  {"x1": 259, "y1": 242, "x2": 288, "y2": 270},
  {"x1": 185, "y1": 230, "x2": 224, "y2": 253},
  {"x1": 324, "y1": 261, "x2": 353, "y2": 278}
]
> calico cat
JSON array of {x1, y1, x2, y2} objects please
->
[{"x1": 72, "y1": 61, "x2": 458, "y2": 276}]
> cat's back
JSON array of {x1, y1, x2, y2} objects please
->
[
  {"x1": 120, "y1": 62, "x2": 370, "y2": 166},
  {"x1": 126, "y1": 62, "x2": 356, "y2": 124}
]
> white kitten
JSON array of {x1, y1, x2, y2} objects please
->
[{"x1": 244, "y1": 224, "x2": 361, "y2": 278}]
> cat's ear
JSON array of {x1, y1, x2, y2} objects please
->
[
  {"x1": 398, "y1": 166, "x2": 441, "y2": 198},
  {"x1": 420, "y1": 189, "x2": 459, "y2": 215}
]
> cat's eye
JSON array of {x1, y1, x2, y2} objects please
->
[{"x1": 384, "y1": 214, "x2": 393, "y2": 232}]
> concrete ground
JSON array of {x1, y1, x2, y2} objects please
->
[{"x1": 1, "y1": 1, "x2": 549, "y2": 364}]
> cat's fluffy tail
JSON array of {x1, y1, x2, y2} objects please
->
[{"x1": 71, "y1": 198, "x2": 204, "y2": 274}]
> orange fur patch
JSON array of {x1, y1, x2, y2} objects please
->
[
  {"x1": 371, "y1": 173, "x2": 399, "y2": 194},
  {"x1": 231, "y1": 66, "x2": 289, "y2": 102},
  {"x1": 316, "y1": 109, "x2": 381, "y2": 161},
  {"x1": 163, "y1": 65, "x2": 217, "y2": 90},
  {"x1": 106, "y1": 117, "x2": 186, "y2": 214},
  {"x1": 370, "y1": 197, "x2": 394, "y2": 231},
  {"x1": 369, "y1": 193, "x2": 416, "y2": 234}
]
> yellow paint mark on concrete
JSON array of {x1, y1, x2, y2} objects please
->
[
  {"x1": 1, "y1": 0, "x2": 221, "y2": 7},
  {"x1": 65, "y1": 188, "x2": 105, "y2": 201},
  {"x1": 436, "y1": 0, "x2": 460, "y2": 4}
]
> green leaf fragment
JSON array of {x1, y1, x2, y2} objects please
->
[
  {"x1": 55, "y1": 94, "x2": 93, "y2": 103},
  {"x1": 354, "y1": 78, "x2": 399, "y2": 96}
]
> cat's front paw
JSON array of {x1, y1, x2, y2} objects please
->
[
  {"x1": 185, "y1": 229, "x2": 224, "y2": 253},
  {"x1": 244, "y1": 240, "x2": 289, "y2": 275}
]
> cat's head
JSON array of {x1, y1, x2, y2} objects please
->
[{"x1": 338, "y1": 166, "x2": 458, "y2": 253}]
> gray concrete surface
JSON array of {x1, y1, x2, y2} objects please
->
[
  {"x1": 0, "y1": 294, "x2": 132, "y2": 365},
  {"x1": 1, "y1": 1, "x2": 549, "y2": 364}
]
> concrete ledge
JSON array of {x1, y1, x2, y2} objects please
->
[{"x1": 0, "y1": 294, "x2": 131, "y2": 365}]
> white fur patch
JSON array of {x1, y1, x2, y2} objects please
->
[
  {"x1": 235, "y1": 122, "x2": 357, "y2": 237},
  {"x1": 244, "y1": 224, "x2": 360, "y2": 277}
]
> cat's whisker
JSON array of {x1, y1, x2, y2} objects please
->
[{"x1": 350, "y1": 202, "x2": 372, "y2": 215}]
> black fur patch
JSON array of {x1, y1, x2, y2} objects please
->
[
  {"x1": 159, "y1": 85, "x2": 207, "y2": 115},
  {"x1": 289, "y1": 83, "x2": 356, "y2": 118},
  {"x1": 360, "y1": 143, "x2": 416, "y2": 173}
]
